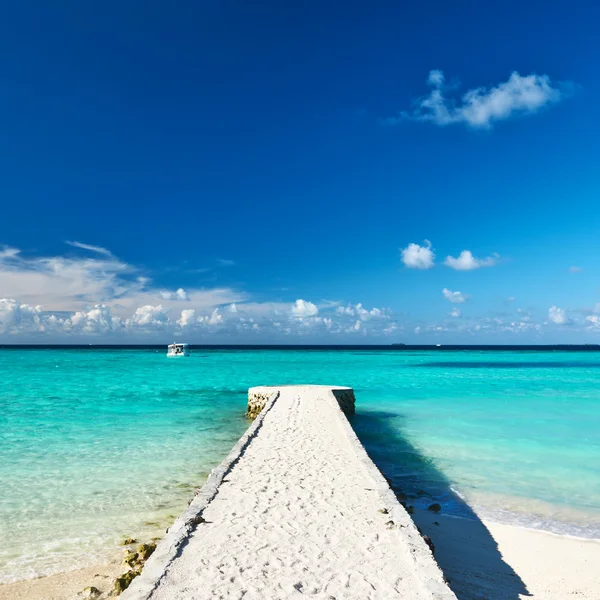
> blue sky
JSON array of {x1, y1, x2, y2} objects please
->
[{"x1": 1, "y1": 0, "x2": 599, "y2": 342}]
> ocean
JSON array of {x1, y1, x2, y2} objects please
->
[{"x1": 1, "y1": 346, "x2": 599, "y2": 583}]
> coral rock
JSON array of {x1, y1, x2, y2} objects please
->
[
  {"x1": 112, "y1": 570, "x2": 140, "y2": 595},
  {"x1": 122, "y1": 551, "x2": 139, "y2": 568},
  {"x1": 121, "y1": 538, "x2": 136, "y2": 546},
  {"x1": 137, "y1": 542, "x2": 157, "y2": 561}
]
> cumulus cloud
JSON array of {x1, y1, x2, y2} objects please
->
[
  {"x1": 336, "y1": 303, "x2": 389, "y2": 321},
  {"x1": 0, "y1": 299, "x2": 43, "y2": 334},
  {"x1": 69, "y1": 304, "x2": 122, "y2": 334},
  {"x1": 444, "y1": 250, "x2": 499, "y2": 270},
  {"x1": 345, "y1": 320, "x2": 362, "y2": 333},
  {"x1": 548, "y1": 306, "x2": 567, "y2": 324},
  {"x1": 0, "y1": 299, "x2": 125, "y2": 336},
  {"x1": 198, "y1": 308, "x2": 223, "y2": 326},
  {"x1": 160, "y1": 288, "x2": 189, "y2": 301},
  {"x1": 401, "y1": 240, "x2": 435, "y2": 269},
  {"x1": 449, "y1": 307, "x2": 461, "y2": 318},
  {"x1": 443, "y1": 288, "x2": 467, "y2": 304},
  {"x1": 1, "y1": 244, "x2": 403, "y2": 340},
  {"x1": 127, "y1": 305, "x2": 170, "y2": 328},
  {"x1": 291, "y1": 299, "x2": 319, "y2": 318},
  {"x1": 177, "y1": 309, "x2": 196, "y2": 328},
  {"x1": 388, "y1": 70, "x2": 568, "y2": 129}
]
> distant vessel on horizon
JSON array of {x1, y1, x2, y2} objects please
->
[{"x1": 167, "y1": 343, "x2": 190, "y2": 357}]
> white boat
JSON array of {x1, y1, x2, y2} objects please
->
[{"x1": 167, "y1": 343, "x2": 190, "y2": 357}]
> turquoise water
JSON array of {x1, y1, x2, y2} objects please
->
[{"x1": 1, "y1": 348, "x2": 600, "y2": 582}]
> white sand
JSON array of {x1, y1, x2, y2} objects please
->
[
  {"x1": 127, "y1": 386, "x2": 455, "y2": 599},
  {"x1": 413, "y1": 509, "x2": 600, "y2": 600},
  {"x1": 0, "y1": 560, "x2": 121, "y2": 600}
]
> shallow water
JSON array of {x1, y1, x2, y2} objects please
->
[{"x1": 1, "y1": 348, "x2": 599, "y2": 582}]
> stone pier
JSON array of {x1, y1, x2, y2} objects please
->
[{"x1": 122, "y1": 385, "x2": 456, "y2": 600}]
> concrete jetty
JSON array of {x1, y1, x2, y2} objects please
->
[{"x1": 122, "y1": 385, "x2": 456, "y2": 599}]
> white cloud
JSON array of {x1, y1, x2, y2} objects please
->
[
  {"x1": 0, "y1": 245, "x2": 403, "y2": 340},
  {"x1": 198, "y1": 308, "x2": 223, "y2": 326},
  {"x1": 0, "y1": 299, "x2": 43, "y2": 334},
  {"x1": 127, "y1": 305, "x2": 170, "y2": 328},
  {"x1": 177, "y1": 309, "x2": 196, "y2": 328},
  {"x1": 336, "y1": 305, "x2": 354, "y2": 316},
  {"x1": 66, "y1": 241, "x2": 113, "y2": 257},
  {"x1": 335, "y1": 303, "x2": 389, "y2": 321},
  {"x1": 444, "y1": 250, "x2": 499, "y2": 270},
  {"x1": 569, "y1": 266, "x2": 582, "y2": 273},
  {"x1": 345, "y1": 320, "x2": 361, "y2": 333},
  {"x1": 427, "y1": 69, "x2": 444, "y2": 87},
  {"x1": 160, "y1": 288, "x2": 189, "y2": 301},
  {"x1": 291, "y1": 299, "x2": 319, "y2": 318},
  {"x1": 443, "y1": 288, "x2": 467, "y2": 304},
  {"x1": 0, "y1": 299, "x2": 124, "y2": 336},
  {"x1": 586, "y1": 315, "x2": 600, "y2": 328},
  {"x1": 449, "y1": 307, "x2": 461, "y2": 318},
  {"x1": 401, "y1": 240, "x2": 435, "y2": 269},
  {"x1": 217, "y1": 259, "x2": 235, "y2": 267},
  {"x1": 0, "y1": 247, "x2": 20, "y2": 260},
  {"x1": 69, "y1": 304, "x2": 122, "y2": 334},
  {"x1": 0, "y1": 246, "x2": 135, "y2": 312},
  {"x1": 548, "y1": 306, "x2": 567, "y2": 324},
  {"x1": 391, "y1": 70, "x2": 567, "y2": 129},
  {"x1": 0, "y1": 244, "x2": 246, "y2": 319}
]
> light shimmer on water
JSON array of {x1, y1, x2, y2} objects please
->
[{"x1": 1, "y1": 348, "x2": 599, "y2": 582}]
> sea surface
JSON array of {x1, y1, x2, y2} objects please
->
[{"x1": 1, "y1": 347, "x2": 600, "y2": 583}]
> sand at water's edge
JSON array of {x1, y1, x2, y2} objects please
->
[
  {"x1": 1, "y1": 515, "x2": 599, "y2": 599},
  {"x1": 413, "y1": 509, "x2": 600, "y2": 600},
  {"x1": 0, "y1": 560, "x2": 121, "y2": 600}
]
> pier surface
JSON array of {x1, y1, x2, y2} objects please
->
[{"x1": 123, "y1": 386, "x2": 456, "y2": 600}]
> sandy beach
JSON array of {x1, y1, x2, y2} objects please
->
[
  {"x1": 0, "y1": 561, "x2": 122, "y2": 600},
  {"x1": 413, "y1": 509, "x2": 600, "y2": 600}
]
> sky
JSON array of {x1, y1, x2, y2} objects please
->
[{"x1": 1, "y1": 0, "x2": 599, "y2": 343}]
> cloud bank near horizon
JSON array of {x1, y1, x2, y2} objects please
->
[
  {"x1": 0, "y1": 244, "x2": 395, "y2": 340},
  {"x1": 0, "y1": 242, "x2": 595, "y2": 342}
]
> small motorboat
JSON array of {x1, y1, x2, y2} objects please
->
[{"x1": 167, "y1": 343, "x2": 190, "y2": 357}]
